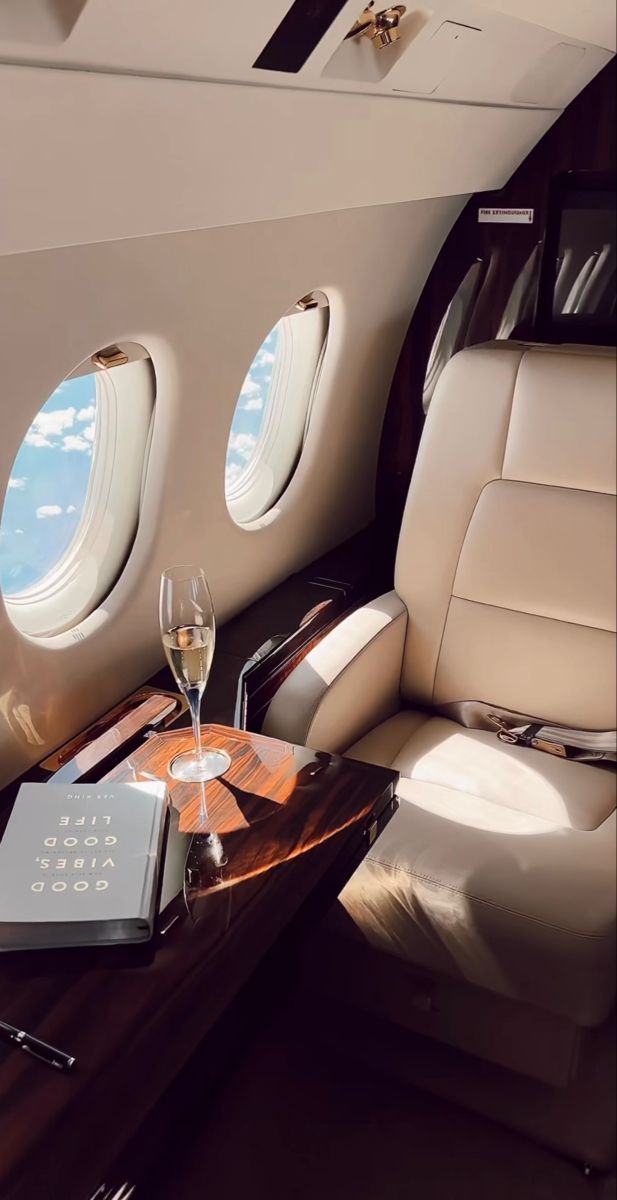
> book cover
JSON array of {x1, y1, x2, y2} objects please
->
[{"x1": 0, "y1": 781, "x2": 169, "y2": 951}]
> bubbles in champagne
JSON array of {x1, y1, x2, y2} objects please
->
[{"x1": 163, "y1": 624, "x2": 214, "y2": 691}]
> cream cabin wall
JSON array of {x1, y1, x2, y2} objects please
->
[
  {"x1": 0, "y1": 33, "x2": 612, "y2": 784},
  {"x1": 0, "y1": 198, "x2": 459, "y2": 785},
  {"x1": 1, "y1": 64, "x2": 565, "y2": 258}
]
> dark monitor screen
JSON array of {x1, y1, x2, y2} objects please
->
[{"x1": 537, "y1": 173, "x2": 616, "y2": 346}]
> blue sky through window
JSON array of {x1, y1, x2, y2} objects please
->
[
  {"x1": 2, "y1": 333, "x2": 280, "y2": 597},
  {"x1": 226, "y1": 326, "x2": 279, "y2": 492},
  {"x1": 0, "y1": 375, "x2": 97, "y2": 596}
]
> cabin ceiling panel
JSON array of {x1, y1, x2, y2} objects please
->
[
  {"x1": 1, "y1": 64, "x2": 563, "y2": 256},
  {"x1": 0, "y1": 196, "x2": 460, "y2": 785},
  {"x1": 0, "y1": 0, "x2": 612, "y2": 93},
  {"x1": 481, "y1": 1, "x2": 616, "y2": 53}
]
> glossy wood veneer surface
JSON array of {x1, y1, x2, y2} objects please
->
[{"x1": 0, "y1": 725, "x2": 397, "y2": 1200}]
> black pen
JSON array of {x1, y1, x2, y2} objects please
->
[{"x1": 0, "y1": 1020, "x2": 76, "y2": 1071}]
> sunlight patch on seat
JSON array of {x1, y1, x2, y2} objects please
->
[
  {"x1": 396, "y1": 775, "x2": 561, "y2": 836},
  {"x1": 400, "y1": 730, "x2": 570, "y2": 830}
]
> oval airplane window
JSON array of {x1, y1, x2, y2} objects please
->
[
  {"x1": 226, "y1": 293, "x2": 329, "y2": 525},
  {"x1": 0, "y1": 345, "x2": 155, "y2": 637}
]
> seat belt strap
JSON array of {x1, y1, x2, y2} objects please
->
[
  {"x1": 436, "y1": 702, "x2": 616, "y2": 765},
  {"x1": 488, "y1": 715, "x2": 617, "y2": 763}
]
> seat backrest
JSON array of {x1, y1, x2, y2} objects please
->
[{"x1": 395, "y1": 343, "x2": 617, "y2": 730}]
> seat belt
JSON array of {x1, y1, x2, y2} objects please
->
[
  {"x1": 438, "y1": 702, "x2": 616, "y2": 765},
  {"x1": 487, "y1": 715, "x2": 616, "y2": 764}
]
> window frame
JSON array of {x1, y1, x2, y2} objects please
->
[
  {"x1": 226, "y1": 294, "x2": 329, "y2": 526},
  {"x1": 3, "y1": 346, "x2": 155, "y2": 637}
]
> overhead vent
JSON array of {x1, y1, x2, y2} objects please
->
[
  {"x1": 253, "y1": 0, "x2": 349, "y2": 73},
  {"x1": 511, "y1": 43, "x2": 587, "y2": 106},
  {"x1": 0, "y1": 0, "x2": 88, "y2": 44}
]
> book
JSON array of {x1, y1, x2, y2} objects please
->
[{"x1": 0, "y1": 781, "x2": 169, "y2": 951}]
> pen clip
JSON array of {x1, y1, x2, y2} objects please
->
[{"x1": 15, "y1": 1030, "x2": 74, "y2": 1071}]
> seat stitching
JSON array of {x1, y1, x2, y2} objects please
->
[
  {"x1": 429, "y1": 489, "x2": 485, "y2": 706},
  {"x1": 450, "y1": 476, "x2": 616, "y2": 629},
  {"x1": 447, "y1": 594, "x2": 616, "y2": 637},
  {"x1": 429, "y1": 354, "x2": 523, "y2": 705},
  {"x1": 365, "y1": 856, "x2": 614, "y2": 942},
  {"x1": 305, "y1": 608, "x2": 407, "y2": 742},
  {"x1": 499, "y1": 477, "x2": 617, "y2": 499}
]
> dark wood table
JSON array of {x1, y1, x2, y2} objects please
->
[{"x1": 0, "y1": 725, "x2": 397, "y2": 1200}]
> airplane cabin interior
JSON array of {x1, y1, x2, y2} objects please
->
[{"x1": 0, "y1": 3, "x2": 615, "y2": 1199}]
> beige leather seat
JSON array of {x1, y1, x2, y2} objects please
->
[{"x1": 264, "y1": 343, "x2": 616, "y2": 1124}]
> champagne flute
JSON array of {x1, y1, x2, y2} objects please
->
[{"x1": 160, "y1": 565, "x2": 231, "y2": 783}]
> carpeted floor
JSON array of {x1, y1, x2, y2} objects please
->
[{"x1": 150, "y1": 1016, "x2": 614, "y2": 1200}]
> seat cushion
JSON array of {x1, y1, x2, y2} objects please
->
[
  {"x1": 395, "y1": 346, "x2": 616, "y2": 731},
  {"x1": 341, "y1": 713, "x2": 616, "y2": 1026}
]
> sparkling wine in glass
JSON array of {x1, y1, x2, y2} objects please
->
[{"x1": 160, "y1": 565, "x2": 231, "y2": 783}]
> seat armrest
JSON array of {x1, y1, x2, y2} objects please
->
[{"x1": 262, "y1": 591, "x2": 407, "y2": 753}]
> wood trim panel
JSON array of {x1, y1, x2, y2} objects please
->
[
  {"x1": 0, "y1": 725, "x2": 397, "y2": 1200},
  {"x1": 0, "y1": 526, "x2": 387, "y2": 804},
  {"x1": 39, "y1": 689, "x2": 185, "y2": 775}
]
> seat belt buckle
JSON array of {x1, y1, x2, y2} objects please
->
[
  {"x1": 489, "y1": 714, "x2": 519, "y2": 744},
  {"x1": 531, "y1": 737, "x2": 567, "y2": 758},
  {"x1": 489, "y1": 714, "x2": 542, "y2": 749},
  {"x1": 497, "y1": 728, "x2": 521, "y2": 745},
  {"x1": 489, "y1": 714, "x2": 530, "y2": 746}
]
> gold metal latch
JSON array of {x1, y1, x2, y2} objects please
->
[
  {"x1": 345, "y1": 5, "x2": 407, "y2": 49},
  {"x1": 91, "y1": 345, "x2": 130, "y2": 369}
]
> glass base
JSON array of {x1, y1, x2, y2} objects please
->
[{"x1": 169, "y1": 747, "x2": 231, "y2": 783}]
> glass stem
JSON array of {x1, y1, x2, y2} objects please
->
[{"x1": 187, "y1": 688, "x2": 204, "y2": 763}]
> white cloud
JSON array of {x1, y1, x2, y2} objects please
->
[
  {"x1": 240, "y1": 373, "x2": 264, "y2": 410},
  {"x1": 225, "y1": 462, "x2": 243, "y2": 489},
  {"x1": 36, "y1": 505, "x2": 63, "y2": 520},
  {"x1": 15, "y1": 529, "x2": 24, "y2": 535},
  {"x1": 24, "y1": 405, "x2": 77, "y2": 448},
  {"x1": 256, "y1": 349, "x2": 275, "y2": 368},
  {"x1": 228, "y1": 432, "x2": 257, "y2": 462},
  {"x1": 83, "y1": 422, "x2": 96, "y2": 443},
  {"x1": 62, "y1": 434, "x2": 90, "y2": 453},
  {"x1": 77, "y1": 405, "x2": 96, "y2": 422},
  {"x1": 25, "y1": 431, "x2": 53, "y2": 449},
  {"x1": 35, "y1": 504, "x2": 77, "y2": 519},
  {"x1": 30, "y1": 406, "x2": 76, "y2": 439},
  {"x1": 240, "y1": 374, "x2": 261, "y2": 399},
  {"x1": 8, "y1": 477, "x2": 27, "y2": 490}
]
